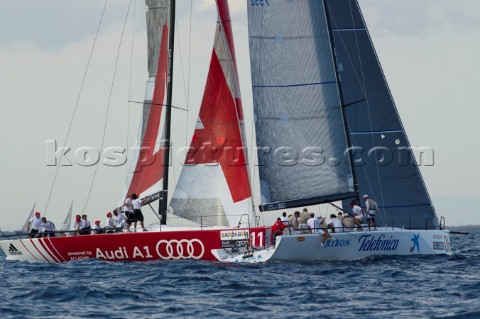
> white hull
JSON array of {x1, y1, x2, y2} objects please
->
[{"x1": 211, "y1": 228, "x2": 452, "y2": 263}]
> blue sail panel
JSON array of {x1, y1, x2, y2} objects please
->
[{"x1": 325, "y1": 0, "x2": 438, "y2": 229}]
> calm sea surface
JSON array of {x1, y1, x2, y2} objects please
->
[{"x1": 0, "y1": 231, "x2": 479, "y2": 319}]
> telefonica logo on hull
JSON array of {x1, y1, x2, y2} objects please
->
[{"x1": 358, "y1": 234, "x2": 400, "y2": 252}]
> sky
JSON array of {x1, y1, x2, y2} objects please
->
[{"x1": 0, "y1": 0, "x2": 479, "y2": 230}]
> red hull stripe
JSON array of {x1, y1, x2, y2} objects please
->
[
  {"x1": 37, "y1": 238, "x2": 61, "y2": 263},
  {"x1": 29, "y1": 238, "x2": 52, "y2": 262},
  {"x1": 42, "y1": 237, "x2": 65, "y2": 262},
  {"x1": 19, "y1": 240, "x2": 40, "y2": 261},
  {"x1": 45, "y1": 237, "x2": 67, "y2": 262}
]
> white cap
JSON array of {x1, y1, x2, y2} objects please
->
[{"x1": 362, "y1": 194, "x2": 369, "y2": 199}]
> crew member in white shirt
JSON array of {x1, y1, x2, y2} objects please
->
[
  {"x1": 124, "y1": 195, "x2": 134, "y2": 231},
  {"x1": 328, "y1": 214, "x2": 344, "y2": 233},
  {"x1": 92, "y1": 220, "x2": 103, "y2": 234},
  {"x1": 105, "y1": 212, "x2": 116, "y2": 233},
  {"x1": 28, "y1": 212, "x2": 43, "y2": 238},
  {"x1": 80, "y1": 214, "x2": 91, "y2": 235},
  {"x1": 39, "y1": 217, "x2": 56, "y2": 237},
  {"x1": 349, "y1": 201, "x2": 365, "y2": 231},
  {"x1": 363, "y1": 195, "x2": 379, "y2": 231},
  {"x1": 113, "y1": 210, "x2": 126, "y2": 232},
  {"x1": 131, "y1": 194, "x2": 147, "y2": 232},
  {"x1": 307, "y1": 213, "x2": 321, "y2": 234},
  {"x1": 280, "y1": 212, "x2": 290, "y2": 235},
  {"x1": 290, "y1": 211, "x2": 300, "y2": 235},
  {"x1": 73, "y1": 215, "x2": 82, "y2": 236}
]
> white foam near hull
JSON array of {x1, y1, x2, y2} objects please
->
[{"x1": 211, "y1": 228, "x2": 452, "y2": 263}]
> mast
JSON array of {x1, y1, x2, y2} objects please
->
[
  {"x1": 322, "y1": 0, "x2": 360, "y2": 205},
  {"x1": 160, "y1": 0, "x2": 176, "y2": 225}
]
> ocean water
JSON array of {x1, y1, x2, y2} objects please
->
[{"x1": 0, "y1": 231, "x2": 479, "y2": 319}]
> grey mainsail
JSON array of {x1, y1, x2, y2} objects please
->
[
  {"x1": 324, "y1": 0, "x2": 438, "y2": 229},
  {"x1": 248, "y1": 1, "x2": 355, "y2": 211}
]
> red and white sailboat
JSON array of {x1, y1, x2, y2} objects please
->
[{"x1": 0, "y1": 0, "x2": 268, "y2": 262}]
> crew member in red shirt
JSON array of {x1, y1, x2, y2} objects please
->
[{"x1": 271, "y1": 217, "x2": 289, "y2": 246}]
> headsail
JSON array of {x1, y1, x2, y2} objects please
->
[
  {"x1": 324, "y1": 0, "x2": 439, "y2": 229},
  {"x1": 122, "y1": 0, "x2": 170, "y2": 200},
  {"x1": 248, "y1": 1, "x2": 355, "y2": 212},
  {"x1": 169, "y1": 0, "x2": 252, "y2": 227},
  {"x1": 20, "y1": 203, "x2": 36, "y2": 233},
  {"x1": 60, "y1": 202, "x2": 73, "y2": 231}
]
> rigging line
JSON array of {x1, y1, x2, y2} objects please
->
[
  {"x1": 82, "y1": 0, "x2": 134, "y2": 214},
  {"x1": 174, "y1": 16, "x2": 190, "y2": 157},
  {"x1": 185, "y1": 0, "x2": 192, "y2": 148},
  {"x1": 175, "y1": 21, "x2": 189, "y2": 115},
  {"x1": 127, "y1": 0, "x2": 137, "y2": 179},
  {"x1": 128, "y1": 100, "x2": 188, "y2": 111},
  {"x1": 44, "y1": 0, "x2": 108, "y2": 216}
]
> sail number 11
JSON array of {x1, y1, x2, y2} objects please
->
[
  {"x1": 250, "y1": 0, "x2": 269, "y2": 6},
  {"x1": 250, "y1": 232, "x2": 264, "y2": 247}
]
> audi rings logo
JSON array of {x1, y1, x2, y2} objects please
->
[{"x1": 155, "y1": 239, "x2": 205, "y2": 260}]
